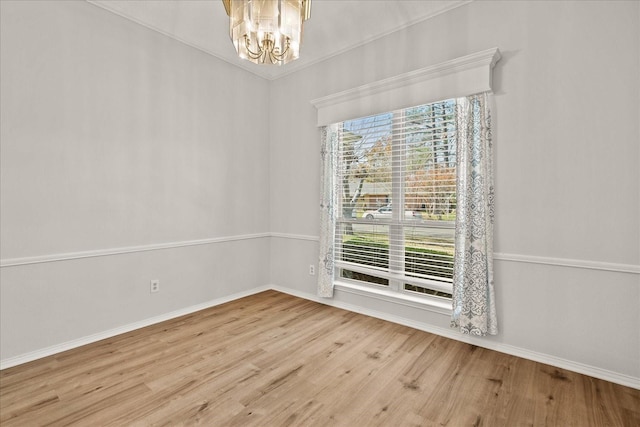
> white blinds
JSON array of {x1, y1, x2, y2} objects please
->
[{"x1": 335, "y1": 99, "x2": 457, "y2": 298}]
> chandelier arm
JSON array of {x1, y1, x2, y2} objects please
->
[
  {"x1": 269, "y1": 38, "x2": 291, "y2": 62},
  {"x1": 268, "y1": 51, "x2": 281, "y2": 64},
  {"x1": 243, "y1": 35, "x2": 266, "y2": 60}
]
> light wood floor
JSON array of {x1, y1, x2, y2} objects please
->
[{"x1": 1, "y1": 290, "x2": 638, "y2": 426}]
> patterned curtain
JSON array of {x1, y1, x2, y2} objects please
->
[
  {"x1": 318, "y1": 124, "x2": 339, "y2": 297},
  {"x1": 451, "y1": 92, "x2": 498, "y2": 336}
]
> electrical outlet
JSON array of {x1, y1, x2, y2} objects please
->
[
  {"x1": 309, "y1": 264, "x2": 315, "y2": 276},
  {"x1": 150, "y1": 279, "x2": 160, "y2": 293}
]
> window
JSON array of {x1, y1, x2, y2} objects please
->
[
  {"x1": 335, "y1": 99, "x2": 457, "y2": 301},
  {"x1": 315, "y1": 49, "x2": 499, "y2": 334}
]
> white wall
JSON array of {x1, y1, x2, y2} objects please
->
[
  {"x1": 269, "y1": 0, "x2": 640, "y2": 384},
  {"x1": 0, "y1": 1, "x2": 271, "y2": 361}
]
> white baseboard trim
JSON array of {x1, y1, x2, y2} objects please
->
[
  {"x1": 3, "y1": 283, "x2": 638, "y2": 390},
  {"x1": 270, "y1": 284, "x2": 640, "y2": 390},
  {"x1": 0, "y1": 285, "x2": 271, "y2": 371}
]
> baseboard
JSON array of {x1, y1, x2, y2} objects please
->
[
  {"x1": 0, "y1": 285, "x2": 271, "y2": 371},
  {"x1": 269, "y1": 284, "x2": 640, "y2": 390},
  {"x1": 3, "y1": 283, "x2": 638, "y2": 390}
]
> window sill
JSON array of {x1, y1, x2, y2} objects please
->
[{"x1": 334, "y1": 280, "x2": 452, "y2": 316}]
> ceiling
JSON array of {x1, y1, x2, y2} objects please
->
[{"x1": 88, "y1": 0, "x2": 471, "y2": 80}]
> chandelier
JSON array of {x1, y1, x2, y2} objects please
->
[{"x1": 222, "y1": 0, "x2": 311, "y2": 65}]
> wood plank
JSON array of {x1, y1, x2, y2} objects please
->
[{"x1": 1, "y1": 290, "x2": 638, "y2": 426}]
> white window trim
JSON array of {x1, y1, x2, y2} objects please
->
[
  {"x1": 335, "y1": 102, "x2": 457, "y2": 305},
  {"x1": 334, "y1": 280, "x2": 453, "y2": 315},
  {"x1": 311, "y1": 47, "x2": 501, "y2": 126}
]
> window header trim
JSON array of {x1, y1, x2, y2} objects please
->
[{"x1": 311, "y1": 48, "x2": 501, "y2": 126}]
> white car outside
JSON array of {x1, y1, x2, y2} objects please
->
[{"x1": 362, "y1": 205, "x2": 418, "y2": 220}]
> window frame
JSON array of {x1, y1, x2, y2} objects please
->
[{"x1": 333, "y1": 102, "x2": 457, "y2": 305}]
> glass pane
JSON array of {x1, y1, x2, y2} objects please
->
[
  {"x1": 404, "y1": 100, "x2": 457, "y2": 222},
  {"x1": 337, "y1": 222, "x2": 389, "y2": 266},
  {"x1": 338, "y1": 113, "x2": 393, "y2": 220},
  {"x1": 337, "y1": 222, "x2": 389, "y2": 286},
  {"x1": 404, "y1": 283, "x2": 452, "y2": 299},
  {"x1": 341, "y1": 270, "x2": 389, "y2": 286},
  {"x1": 404, "y1": 226, "x2": 455, "y2": 283}
]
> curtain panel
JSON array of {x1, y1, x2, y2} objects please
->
[
  {"x1": 451, "y1": 92, "x2": 498, "y2": 336},
  {"x1": 317, "y1": 124, "x2": 339, "y2": 297}
]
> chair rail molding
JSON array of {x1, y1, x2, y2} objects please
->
[
  {"x1": 0, "y1": 233, "x2": 271, "y2": 268},
  {"x1": 493, "y1": 252, "x2": 640, "y2": 275},
  {"x1": 266, "y1": 232, "x2": 640, "y2": 275}
]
